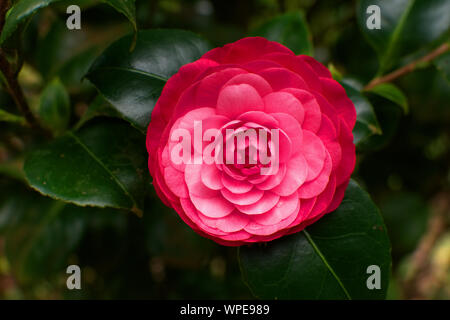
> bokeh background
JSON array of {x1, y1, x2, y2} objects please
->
[{"x1": 0, "y1": 0, "x2": 449, "y2": 299}]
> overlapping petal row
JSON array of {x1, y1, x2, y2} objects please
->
[{"x1": 146, "y1": 37, "x2": 356, "y2": 246}]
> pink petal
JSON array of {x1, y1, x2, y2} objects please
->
[
  {"x1": 258, "y1": 68, "x2": 308, "y2": 91},
  {"x1": 201, "y1": 164, "x2": 223, "y2": 190},
  {"x1": 221, "y1": 173, "x2": 253, "y2": 194},
  {"x1": 281, "y1": 88, "x2": 322, "y2": 132},
  {"x1": 316, "y1": 113, "x2": 338, "y2": 141},
  {"x1": 306, "y1": 174, "x2": 336, "y2": 220},
  {"x1": 335, "y1": 120, "x2": 356, "y2": 185},
  {"x1": 190, "y1": 194, "x2": 234, "y2": 218},
  {"x1": 323, "y1": 139, "x2": 342, "y2": 171},
  {"x1": 270, "y1": 113, "x2": 303, "y2": 154},
  {"x1": 326, "y1": 180, "x2": 350, "y2": 213},
  {"x1": 225, "y1": 73, "x2": 273, "y2": 96},
  {"x1": 184, "y1": 164, "x2": 217, "y2": 197},
  {"x1": 299, "y1": 55, "x2": 332, "y2": 79},
  {"x1": 302, "y1": 130, "x2": 326, "y2": 182},
  {"x1": 152, "y1": 163, "x2": 176, "y2": 206},
  {"x1": 179, "y1": 198, "x2": 228, "y2": 235},
  {"x1": 238, "y1": 111, "x2": 278, "y2": 128},
  {"x1": 161, "y1": 145, "x2": 171, "y2": 168},
  {"x1": 251, "y1": 192, "x2": 299, "y2": 225},
  {"x1": 272, "y1": 153, "x2": 308, "y2": 196},
  {"x1": 215, "y1": 212, "x2": 250, "y2": 233},
  {"x1": 218, "y1": 230, "x2": 252, "y2": 242},
  {"x1": 256, "y1": 163, "x2": 287, "y2": 190},
  {"x1": 217, "y1": 84, "x2": 264, "y2": 119},
  {"x1": 196, "y1": 68, "x2": 247, "y2": 107},
  {"x1": 236, "y1": 192, "x2": 280, "y2": 215},
  {"x1": 262, "y1": 53, "x2": 323, "y2": 92},
  {"x1": 221, "y1": 188, "x2": 264, "y2": 205},
  {"x1": 202, "y1": 37, "x2": 293, "y2": 64},
  {"x1": 264, "y1": 92, "x2": 305, "y2": 124},
  {"x1": 287, "y1": 196, "x2": 316, "y2": 231},
  {"x1": 298, "y1": 150, "x2": 332, "y2": 198},
  {"x1": 312, "y1": 92, "x2": 340, "y2": 133},
  {"x1": 320, "y1": 77, "x2": 357, "y2": 129},
  {"x1": 243, "y1": 60, "x2": 282, "y2": 73},
  {"x1": 244, "y1": 201, "x2": 300, "y2": 236},
  {"x1": 164, "y1": 166, "x2": 189, "y2": 198},
  {"x1": 275, "y1": 128, "x2": 292, "y2": 164},
  {"x1": 156, "y1": 58, "x2": 219, "y2": 123}
]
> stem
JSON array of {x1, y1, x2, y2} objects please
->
[
  {"x1": 0, "y1": 0, "x2": 9, "y2": 32},
  {"x1": 0, "y1": 1, "x2": 48, "y2": 134},
  {"x1": 364, "y1": 43, "x2": 450, "y2": 90},
  {"x1": 402, "y1": 193, "x2": 449, "y2": 299},
  {"x1": 0, "y1": 50, "x2": 41, "y2": 130}
]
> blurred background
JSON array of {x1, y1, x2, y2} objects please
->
[{"x1": 0, "y1": 0, "x2": 449, "y2": 299}]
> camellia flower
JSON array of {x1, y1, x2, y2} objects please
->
[{"x1": 146, "y1": 37, "x2": 356, "y2": 246}]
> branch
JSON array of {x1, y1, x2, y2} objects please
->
[
  {"x1": 402, "y1": 192, "x2": 449, "y2": 299},
  {"x1": 0, "y1": 50, "x2": 43, "y2": 131},
  {"x1": 0, "y1": 0, "x2": 9, "y2": 32},
  {"x1": 364, "y1": 43, "x2": 450, "y2": 90},
  {"x1": 0, "y1": 1, "x2": 48, "y2": 134}
]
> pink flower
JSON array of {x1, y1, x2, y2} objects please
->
[{"x1": 146, "y1": 37, "x2": 356, "y2": 246}]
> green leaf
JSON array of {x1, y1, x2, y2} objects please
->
[
  {"x1": 357, "y1": 0, "x2": 450, "y2": 73},
  {"x1": 250, "y1": 11, "x2": 313, "y2": 55},
  {"x1": 434, "y1": 49, "x2": 450, "y2": 83},
  {"x1": 1, "y1": 0, "x2": 57, "y2": 46},
  {"x1": 38, "y1": 78, "x2": 71, "y2": 134},
  {"x1": 356, "y1": 96, "x2": 403, "y2": 152},
  {"x1": 328, "y1": 63, "x2": 343, "y2": 82},
  {"x1": 380, "y1": 192, "x2": 427, "y2": 256},
  {"x1": 74, "y1": 95, "x2": 121, "y2": 130},
  {"x1": 0, "y1": 108, "x2": 26, "y2": 125},
  {"x1": 5, "y1": 202, "x2": 87, "y2": 283},
  {"x1": 0, "y1": 183, "x2": 85, "y2": 282},
  {"x1": 0, "y1": 0, "x2": 137, "y2": 46},
  {"x1": 101, "y1": 0, "x2": 137, "y2": 31},
  {"x1": 57, "y1": 47, "x2": 99, "y2": 91},
  {"x1": 340, "y1": 79, "x2": 382, "y2": 145},
  {"x1": 86, "y1": 29, "x2": 211, "y2": 132},
  {"x1": 365, "y1": 83, "x2": 409, "y2": 114},
  {"x1": 24, "y1": 119, "x2": 148, "y2": 214},
  {"x1": 239, "y1": 180, "x2": 391, "y2": 300},
  {"x1": 144, "y1": 192, "x2": 215, "y2": 264}
]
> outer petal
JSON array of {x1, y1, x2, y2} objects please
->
[{"x1": 202, "y1": 37, "x2": 293, "y2": 64}]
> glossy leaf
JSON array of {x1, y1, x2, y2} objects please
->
[
  {"x1": 57, "y1": 47, "x2": 99, "y2": 91},
  {"x1": 5, "y1": 201, "x2": 87, "y2": 283},
  {"x1": 24, "y1": 119, "x2": 148, "y2": 214},
  {"x1": 86, "y1": 29, "x2": 211, "y2": 132},
  {"x1": 251, "y1": 11, "x2": 313, "y2": 55},
  {"x1": 365, "y1": 83, "x2": 409, "y2": 114},
  {"x1": 38, "y1": 78, "x2": 71, "y2": 134},
  {"x1": 357, "y1": 0, "x2": 450, "y2": 73},
  {"x1": 74, "y1": 95, "x2": 122, "y2": 130},
  {"x1": 356, "y1": 96, "x2": 403, "y2": 152},
  {"x1": 340, "y1": 79, "x2": 382, "y2": 145},
  {"x1": 0, "y1": 182, "x2": 123, "y2": 283},
  {"x1": 0, "y1": 0, "x2": 137, "y2": 45},
  {"x1": 101, "y1": 0, "x2": 137, "y2": 31},
  {"x1": 239, "y1": 180, "x2": 391, "y2": 300},
  {"x1": 0, "y1": 182, "x2": 85, "y2": 282}
]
